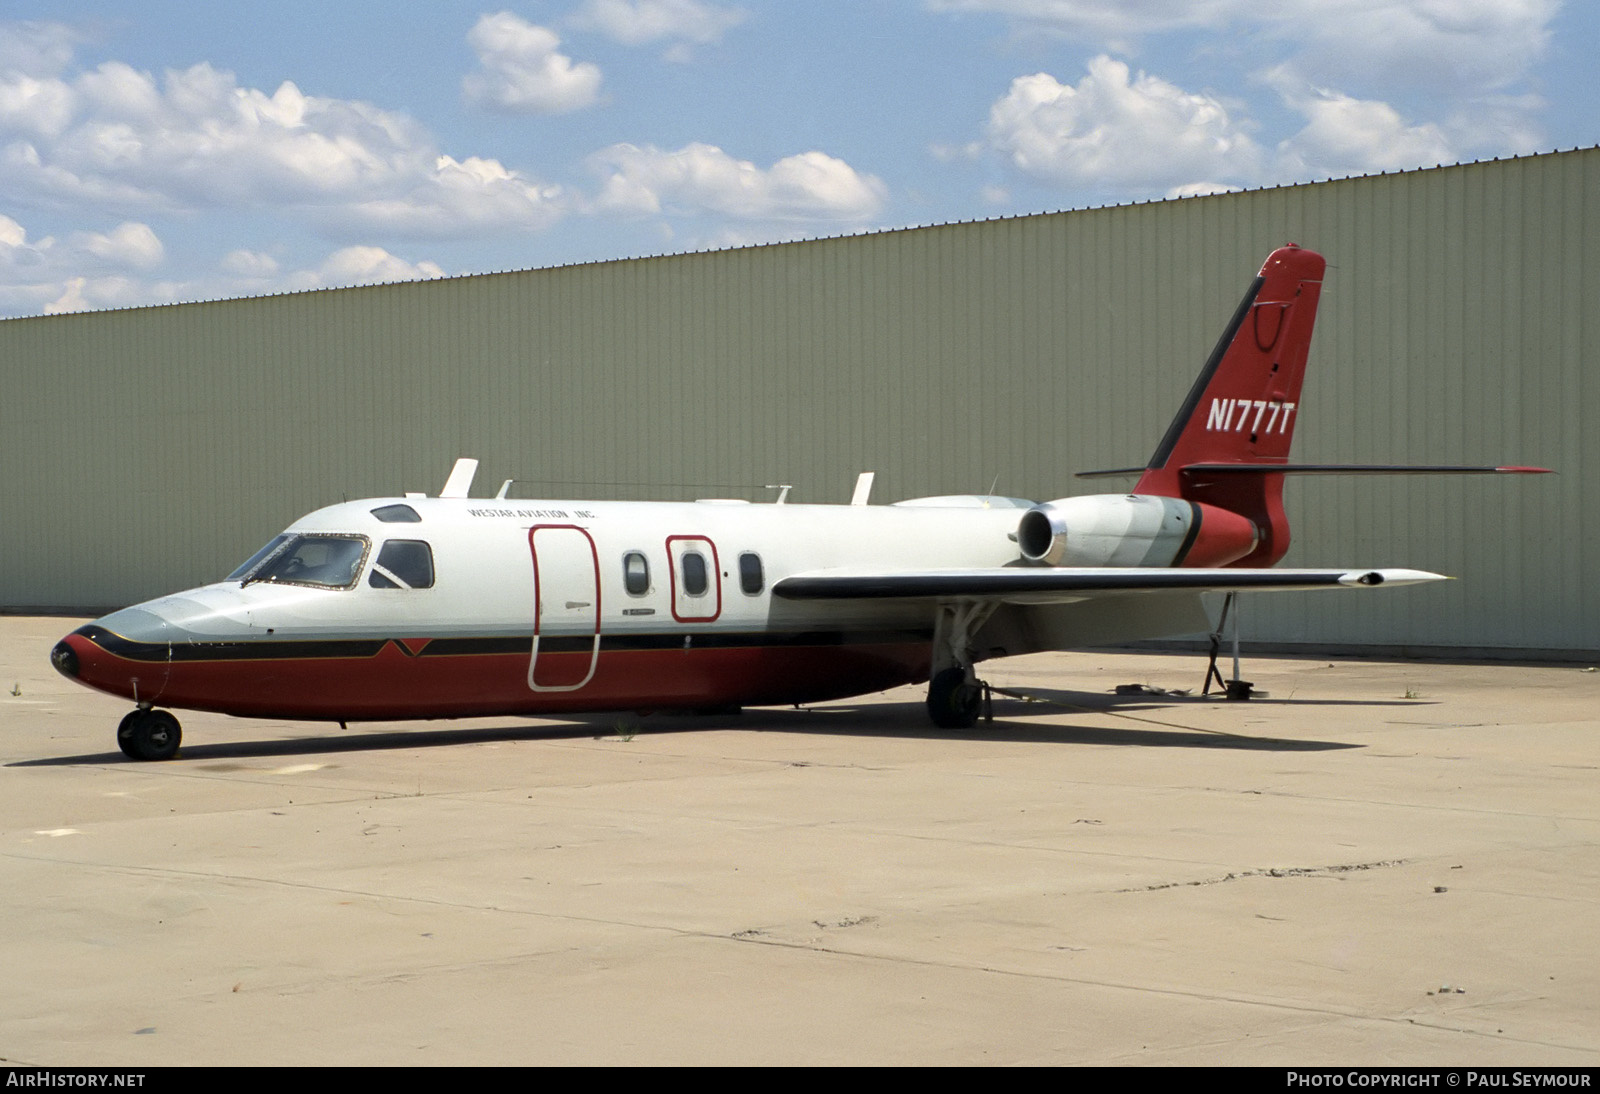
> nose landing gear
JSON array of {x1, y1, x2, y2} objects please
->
[{"x1": 116, "y1": 709, "x2": 182, "y2": 761}]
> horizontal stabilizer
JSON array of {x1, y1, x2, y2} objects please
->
[
  {"x1": 1074, "y1": 467, "x2": 1145, "y2": 479},
  {"x1": 773, "y1": 567, "x2": 1446, "y2": 603},
  {"x1": 1179, "y1": 463, "x2": 1553, "y2": 476},
  {"x1": 1079, "y1": 464, "x2": 1552, "y2": 478}
]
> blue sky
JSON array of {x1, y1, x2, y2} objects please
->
[{"x1": 1, "y1": 1, "x2": 1592, "y2": 317}]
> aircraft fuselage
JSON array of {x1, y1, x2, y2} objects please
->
[{"x1": 55, "y1": 495, "x2": 1040, "y2": 721}]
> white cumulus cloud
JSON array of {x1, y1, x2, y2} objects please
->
[
  {"x1": 0, "y1": 42, "x2": 570, "y2": 239},
  {"x1": 986, "y1": 56, "x2": 1261, "y2": 191},
  {"x1": 0, "y1": 211, "x2": 51, "y2": 274},
  {"x1": 572, "y1": 0, "x2": 747, "y2": 48},
  {"x1": 462, "y1": 12, "x2": 602, "y2": 114},
  {"x1": 44, "y1": 276, "x2": 128, "y2": 314},
  {"x1": 1265, "y1": 0, "x2": 1557, "y2": 98},
  {"x1": 1, "y1": 213, "x2": 161, "y2": 274},
  {"x1": 0, "y1": 212, "x2": 177, "y2": 313},
  {"x1": 0, "y1": 21, "x2": 81, "y2": 78},
  {"x1": 0, "y1": 211, "x2": 27, "y2": 248},
  {"x1": 220, "y1": 249, "x2": 279, "y2": 279},
  {"x1": 1271, "y1": 78, "x2": 1456, "y2": 180},
  {"x1": 0, "y1": 209, "x2": 446, "y2": 315},
  {"x1": 0, "y1": 72, "x2": 76, "y2": 139},
  {"x1": 587, "y1": 142, "x2": 886, "y2": 221},
  {"x1": 927, "y1": 1, "x2": 1234, "y2": 37},
  {"x1": 0, "y1": 60, "x2": 436, "y2": 212},
  {"x1": 930, "y1": 1, "x2": 1556, "y2": 100},
  {"x1": 343, "y1": 154, "x2": 566, "y2": 237},
  {"x1": 941, "y1": 1, "x2": 1556, "y2": 202},
  {"x1": 71, "y1": 221, "x2": 163, "y2": 269},
  {"x1": 288, "y1": 245, "x2": 446, "y2": 290}
]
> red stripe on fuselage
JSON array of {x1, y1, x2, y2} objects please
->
[{"x1": 61, "y1": 631, "x2": 932, "y2": 720}]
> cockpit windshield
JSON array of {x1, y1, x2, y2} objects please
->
[
  {"x1": 229, "y1": 534, "x2": 370, "y2": 589},
  {"x1": 226, "y1": 536, "x2": 290, "y2": 582}
]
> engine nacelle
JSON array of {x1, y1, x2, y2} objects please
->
[{"x1": 1016, "y1": 494, "x2": 1260, "y2": 568}]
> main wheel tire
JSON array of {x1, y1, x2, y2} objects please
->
[
  {"x1": 927, "y1": 667, "x2": 982, "y2": 729},
  {"x1": 115, "y1": 710, "x2": 144, "y2": 760},
  {"x1": 116, "y1": 709, "x2": 182, "y2": 761}
]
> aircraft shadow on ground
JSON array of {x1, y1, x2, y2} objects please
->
[
  {"x1": 996, "y1": 685, "x2": 1431, "y2": 711},
  {"x1": 12, "y1": 689, "x2": 1369, "y2": 765},
  {"x1": 750, "y1": 697, "x2": 1360, "y2": 752},
  {"x1": 9, "y1": 721, "x2": 627, "y2": 767}
]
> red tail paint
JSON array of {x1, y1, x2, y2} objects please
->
[{"x1": 1134, "y1": 244, "x2": 1326, "y2": 567}]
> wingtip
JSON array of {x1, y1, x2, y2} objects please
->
[{"x1": 1339, "y1": 568, "x2": 1450, "y2": 587}]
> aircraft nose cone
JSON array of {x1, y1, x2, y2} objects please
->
[
  {"x1": 54, "y1": 608, "x2": 184, "y2": 705},
  {"x1": 50, "y1": 639, "x2": 79, "y2": 679},
  {"x1": 93, "y1": 605, "x2": 185, "y2": 644}
]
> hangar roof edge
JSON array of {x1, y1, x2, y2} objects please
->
[{"x1": 5, "y1": 145, "x2": 1596, "y2": 325}]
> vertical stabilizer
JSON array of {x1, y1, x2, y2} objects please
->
[{"x1": 1133, "y1": 245, "x2": 1326, "y2": 566}]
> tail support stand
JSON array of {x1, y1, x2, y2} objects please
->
[{"x1": 1203, "y1": 592, "x2": 1255, "y2": 700}]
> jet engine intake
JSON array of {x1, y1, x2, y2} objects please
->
[{"x1": 1017, "y1": 504, "x2": 1071, "y2": 565}]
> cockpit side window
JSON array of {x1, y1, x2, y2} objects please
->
[
  {"x1": 243, "y1": 534, "x2": 370, "y2": 589},
  {"x1": 369, "y1": 540, "x2": 435, "y2": 589}
]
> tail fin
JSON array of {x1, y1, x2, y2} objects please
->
[{"x1": 1132, "y1": 244, "x2": 1326, "y2": 567}]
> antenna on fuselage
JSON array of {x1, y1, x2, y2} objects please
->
[
  {"x1": 850, "y1": 472, "x2": 875, "y2": 506},
  {"x1": 439, "y1": 458, "x2": 479, "y2": 499},
  {"x1": 766, "y1": 484, "x2": 793, "y2": 504}
]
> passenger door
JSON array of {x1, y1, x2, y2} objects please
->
[{"x1": 528, "y1": 525, "x2": 601, "y2": 691}]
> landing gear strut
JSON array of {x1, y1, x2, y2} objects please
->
[
  {"x1": 117, "y1": 709, "x2": 182, "y2": 761},
  {"x1": 925, "y1": 600, "x2": 996, "y2": 729}
]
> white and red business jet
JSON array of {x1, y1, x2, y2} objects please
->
[{"x1": 52, "y1": 245, "x2": 1545, "y2": 760}]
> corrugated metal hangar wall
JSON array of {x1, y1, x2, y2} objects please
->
[{"x1": 3, "y1": 148, "x2": 1594, "y2": 654}]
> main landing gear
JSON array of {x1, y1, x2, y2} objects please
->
[
  {"x1": 117, "y1": 708, "x2": 182, "y2": 761},
  {"x1": 925, "y1": 600, "x2": 996, "y2": 730},
  {"x1": 927, "y1": 667, "x2": 984, "y2": 729}
]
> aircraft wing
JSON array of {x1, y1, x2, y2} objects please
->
[{"x1": 772, "y1": 567, "x2": 1445, "y2": 604}]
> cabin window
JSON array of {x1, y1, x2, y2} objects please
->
[
  {"x1": 228, "y1": 535, "x2": 291, "y2": 582},
  {"x1": 369, "y1": 540, "x2": 435, "y2": 589},
  {"x1": 371, "y1": 504, "x2": 422, "y2": 523},
  {"x1": 738, "y1": 552, "x2": 764, "y2": 595},
  {"x1": 623, "y1": 551, "x2": 650, "y2": 595},
  {"x1": 242, "y1": 534, "x2": 369, "y2": 590},
  {"x1": 680, "y1": 551, "x2": 708, "y2": 596}
]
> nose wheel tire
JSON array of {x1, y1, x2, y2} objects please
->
[
  {"x1": 117, "y1": 709, "x2": 182, "y2": 761},
  {"x1": 927, "y1": 667, "x2": 983, "y2": 729}
]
